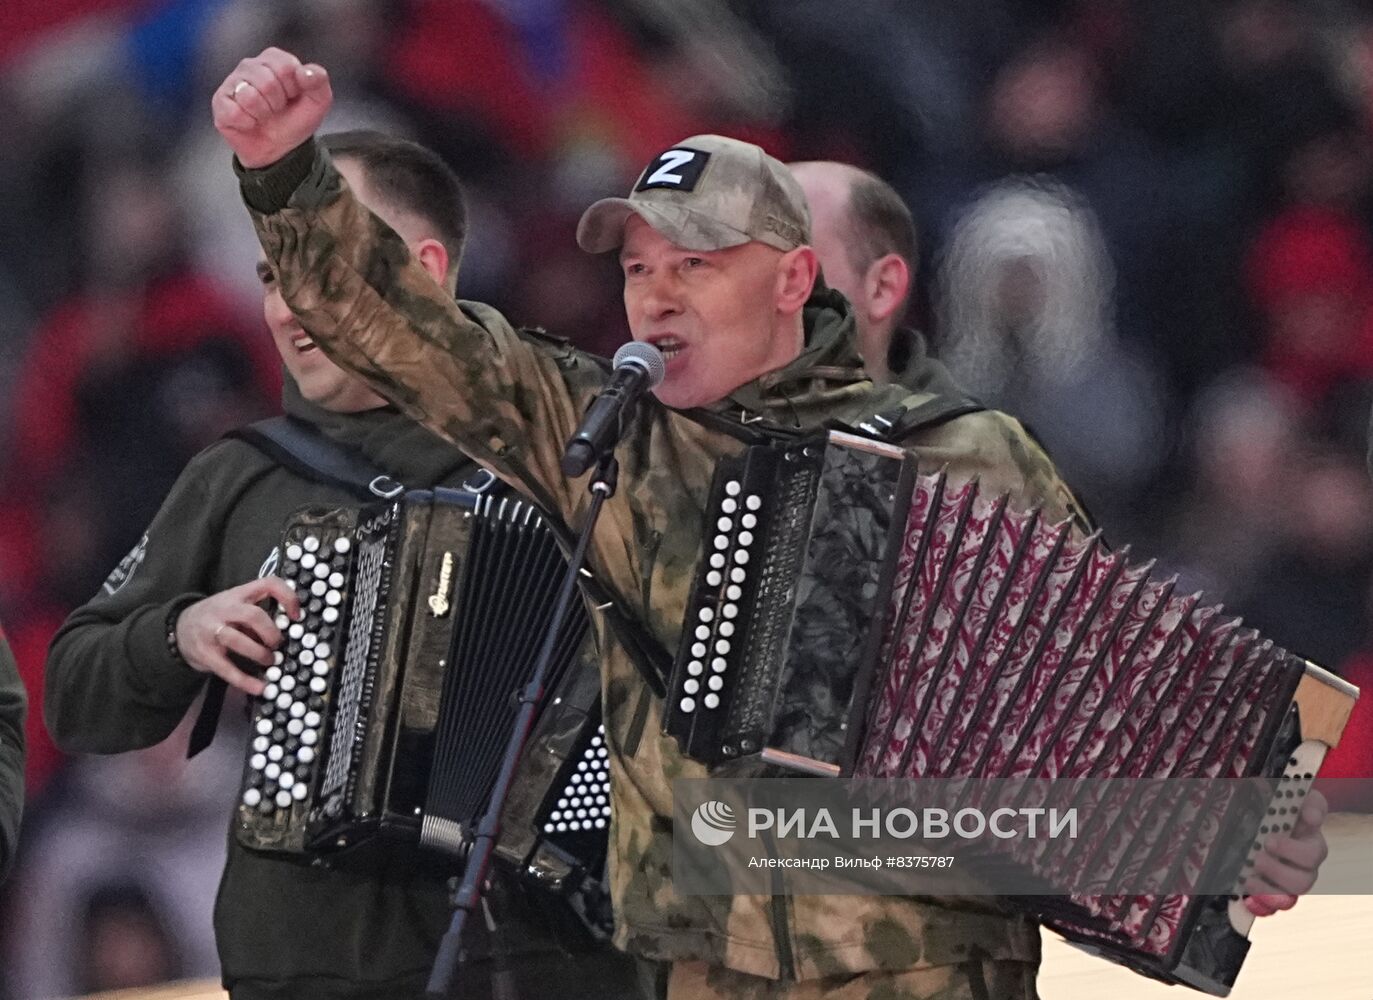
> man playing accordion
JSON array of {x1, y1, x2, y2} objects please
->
[{"x1": 214, "y1": 48, "x2": 1330, "y2": 999}]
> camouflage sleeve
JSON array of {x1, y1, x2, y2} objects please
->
[
  {"x1": 907, "y1": 409, "x2": 1092, "y2": 535},
  {"x1": 240, "y1": 139, "x2": 608, "y2": 526}
]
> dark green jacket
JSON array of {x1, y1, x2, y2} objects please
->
[
  {"x1": 0, "y1": 630, "x2": 24, "y2": 883},
  {"x1": 44, "y1": 385, "x2": 634, "y2": 997}
]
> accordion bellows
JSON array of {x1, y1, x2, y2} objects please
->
[{"x1": 664, "y1": 431, "x2": 1358, "y2": 995}]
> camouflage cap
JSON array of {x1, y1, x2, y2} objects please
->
[{"x1": 577, "y1": 135, "x2": 812, "y2": 255}]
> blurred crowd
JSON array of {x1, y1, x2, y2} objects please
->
[{"x1": 1, "y1": 0, "x2": 1372, "y2": 996}]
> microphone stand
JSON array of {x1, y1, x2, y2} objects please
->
[{"x1": 426, "y1": 453, "x2": 620, "y2": 1000}]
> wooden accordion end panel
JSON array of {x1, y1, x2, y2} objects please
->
[
  {"x1": 663, "y1": 431, "x2": 1360, "y2": 996},
  {"x1": 232, "y1": 489, "x2": 608, "y2": 889}
]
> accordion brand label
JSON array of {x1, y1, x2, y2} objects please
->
[{"x1": 428, "y1": 551, "x2": 454, "y2": 617}]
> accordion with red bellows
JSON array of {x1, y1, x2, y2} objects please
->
[{"x1": 663, "y1": 430, "x2": 1358, "y2": 995}]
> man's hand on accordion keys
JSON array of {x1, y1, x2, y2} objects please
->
[
  {"x1": 1242, "y1": 788, "x2": 1331, "y2": 917},
  {"x1": 173, "y1": 578, "x2": 303, "y2": 696}
]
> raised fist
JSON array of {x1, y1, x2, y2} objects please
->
[{"x1": 212, "y1": 47, "x2": 333, "y2": 168}]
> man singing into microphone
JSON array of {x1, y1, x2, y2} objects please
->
[{"x1": 216, "y1": 48, "x2": 1329, "y2": 999}]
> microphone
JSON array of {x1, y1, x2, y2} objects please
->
[{"x1": 561, "y1": 341, "x2": 666, "y2": 477}]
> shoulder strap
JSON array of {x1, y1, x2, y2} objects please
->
[
  {"x1": 227, "y1": 416, "x2": 407, "y2": 501},
  {"x1": 853, "y1": 392, "x2": 987, "y2": 442}
]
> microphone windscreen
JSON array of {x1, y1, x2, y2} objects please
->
[{"x1": 612, "y1": 341, "x2": 667, "y2": 388}]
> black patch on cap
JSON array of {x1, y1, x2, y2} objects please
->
[{"x1": 635, "y1": 148, "x2": 711, "y2": 192}]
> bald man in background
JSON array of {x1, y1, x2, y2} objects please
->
[{"x1": 789, "y1": 161, "x2": 924, "y2": 385}]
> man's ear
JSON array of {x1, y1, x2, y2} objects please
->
[
  {"x1": 777, "y1": 246, "x2": 820, "y2": 317},
  {"x1": 864, "y1": 253, "x2": 911, "y2": 324},
  {"x1": 414, "y1": 237, "x2": 451, "y2": 289}
]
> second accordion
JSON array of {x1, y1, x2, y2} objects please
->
[
  {"x1": 663, "y1": 429, "x2": 1358, "y2": 995},
  {"x1": 233, "y1": 487, "x2": 609, "y2": 895}
]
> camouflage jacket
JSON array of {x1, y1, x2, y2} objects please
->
[{"x1": 241, "y1": 139, "x2": 1087, "y2": 981}]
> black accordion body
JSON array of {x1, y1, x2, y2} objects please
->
[
  {"x1": 235, "y1": 488, "x2": 610, "y2": 892},
  {"x1": 664, "y1": 430, "x2": 1358, "y2": 995}
]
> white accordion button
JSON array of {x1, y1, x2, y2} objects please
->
[
  {"x1": 301, "y1": 633, "x2": 317, "y2": 649},
  {"x1": 265, "y1": 762, "x2": 281, "y2": 780},
  {"x1": 275, "y1": 693, "x2": 292, "y2": 710},
  {"x1": 256, "y1": 719, "x2": 273, "y2": 736},
  {"x1": 334, "y1": 537, "x2": 351, "y2": 554},
  {"x1": 715, "y1": 639, "x2": 731, "y2": 654},
  {"x1": 742, "y1": 513, "x2": 757, "y2": 529},
  {"x1": 300, "y1": 650, "x2": 315, "y2": 666},
  {"x1": 328, "y1": 572, "x2": 344, "y2": 588},
  {"x1": 252, "y1": 736, "x2": 270, "y2": 753},
  {"x1": 723, "y1": 604, "x2": 738, "y2": 619},
  {"x1": 309, "y1": 677, "x2": 327, "y2": 694},
  {"x1": 292, "y1": 782, "x2": 308, "y2": 801},
  {"x1": 325, "y1": 591, "x2": 342, "y2": 606},
  {"x1": 265, "y1": 667, "x2": 282, "y2": 683},
  {"x1": 315, "y1": 643, "x2": 331, "y2": 659},
  {"x1": 250, "y1": 753, "x2": 267, "y2": 770},
  {"x1": 287, "y1": 719, "x2": 304, "y2": 736},
  {"x1": 275, "y1": 614, "x2": 290, "y2": 630},
  {"x1": 713, "y1": 535, "x2": 729, "y2": 551},
  {"x1": 691, "y1": 642, "x2": 706, "y2": 658},
  {"x1": 273, "y1": 651, "x2": 285, "y2": 665},
  {"x1": 710, "y1": 553, "x2": 726, "y2": 569},
  {"x1": 687, "y1": 660, "x2": 703, "y2": 676},
  {"x1": 679, "y1": 697, "x2": 696, "y2": 713},
  {"x1": 298, "y1": 746, "x2": 315, "y2": 763},
  {"x1": 722, "y1": 498, "x2": 738, "y2": 513},
  {"x1": 738, "y1": 531, "x2": 754, "y2": 547},
  {"x1": 695, "y1": 625, "x2": 710, "y2": 640},
  {"x1": 717, "y1": 516, "x2": 733, "y2": 532},
  {"x1": 243, "y1": 788, "x2": 262, "y2": 807},
  {"x1": 262, "y1": 684, "x2": 279, "y2": 701},
  {"x1": 684, "y1": 679, "x2": 700, "y2": 695},
  {"x1": 712, "y1": 657, "x2": 727, "y2": 673},
  {"x1": 285, "y1": 544, "x2": 303, "y2": 562},
  {"x1": 699, "y1": 607, "x2": 714, "y2": 622},
  {"x1": 708, "y1": 675, "x2": 724, "y2": 691},
  {"x1": 310, "y1": 580, "x2": 327, "y2": 598},
  {"x1": 727, "y1": 585, "x2": 742, "y2": 601},
  {"x1": 288, "y1": 623, "x2": 304, "y2": 639},
  {"x1": 279, "y1": 772, "x2": 295, "y2": 789},
  {"x1": 280, "y1": 675, "x2": 296, "y2": 692},
  {"x1": 275, "y1": 790, "x2": 293, "y2": 809},
  {"x1": 704, "y1": 693, "x2": 720, "y2": 709},
  {"x1": 313, "y1": 562, "x2": 329, "y2": 579},
  {"x1": 290, "y1": 700, "x2": 308, "y2": 718},
  {"x1": 706, "y1": 570, "x2": 722, "y2": 586},
  {"x1": 301, "y1": 730, "x2": 318, "y2": 746},
  {"x1": 267, "y1": 745, "x2": 284, "y2": 762},
  {"x1": 746, "y1": 495, "x2": 761, "y2": 510},
  {"x1": 323, "y1": 607, "x2": 340, "y2": 623},
  {"x1": 313, "y1": 661, "x2": 329, "y2": 677},
  {"x1": 731, "y1": 567, "x2": 747, "y2": 583},
  {"x1": 300, "y1": 553, "x2": 316, "y2": 570},
  {"x1": 304, "y1": 711, "x2": 321, "y2": 728},
  {"x1": 719, "y1": 622, "x2": 735, "y2": 637},
  {"x1": 725, "y1": 480, "x2": 741, "y2": 496},
  {"x1": 734, "y1": 551, "x2": 750, "y2": 566},
  {"x1": 303, "y1": 535, "x2": 320, "y2": 552}
]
